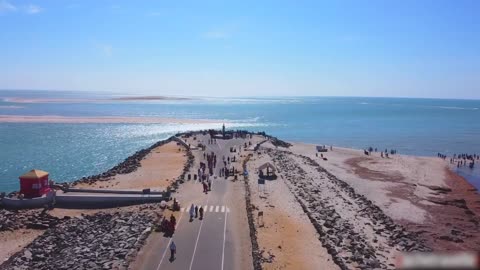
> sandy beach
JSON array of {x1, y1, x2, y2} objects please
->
[
  {"x1": 286, "y1": 143, "x2": 480, "y2": 251},
  {"x1": 0, "y1": 115, "x2": 219, "y2": 124},
  {"x1": 74, "y1": 141, "x2": 187, "y2": 190}
]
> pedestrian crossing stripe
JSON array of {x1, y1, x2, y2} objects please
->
[{"x1": 178, "y1": 205, "x2": 230, "y2": 213}]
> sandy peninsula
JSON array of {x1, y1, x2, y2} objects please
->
[{"x1": 1, "y1": 131, "x2": 479, "y2": 270}]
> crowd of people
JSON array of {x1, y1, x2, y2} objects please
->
[
  {"x1": 440, "y1": 152, "x2": 478, "y2": 168},
  {"x1": 189, "y1": 203, "x2": 205, "y2": 221},
  {"x1": 167, "y1": 131, "x2": 248, "y2": 263},
  {"x1": 363, "y1": 146, "x2": 398, "y2": 158}
]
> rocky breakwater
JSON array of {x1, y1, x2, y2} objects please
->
[
  {"x1": 174, "y1": 137, "x2": 195, "y2": 186},
  {"x1": 241, "y1": 155, "x2": 263, "y2": 270},
  {"x1": 2, "y1": 211, "x2": 155, "y2": 270},
  {"x1": 267, "y1": 148, "x2": 430, "y2": 270},
  {"x1": 0, "y1": 208, "x2": 62, "y2": 232}
]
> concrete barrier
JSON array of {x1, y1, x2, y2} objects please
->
[
  {"x1": 1, "y1": 190, "x2": 169, "y2": 209},
  {"x1": 173, "y1": 136, "x2": 190, "y2": 150},
  {"x1": 1, "y1": 191, "x2": 55, "y2": 209},
  {"x1": 64, "y1": 188, "x2": 164, "y2": 195},
  {"x1": 55, "y1": 193, "x2": 168, "y2": 209}
]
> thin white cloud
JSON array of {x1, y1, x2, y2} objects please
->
[
  {"x1": 66, "y1": 3, "x2": 80, "y2": 9},
  {"x1": 203, "y1": 30, "x2": 230, "y2": 39},
  {"x1": 0, "y1": 1, "x2": 44, "y2": 15},
  {"x1": 147, "y1": 11, "x2": 162, "y2": 17},
  {"x1": 92, "y1": 41, "x2": 113, "y2": 57},
  {"x1": 0, "y1": 0, "x2": 16, "y2": 13},
  {"x1": 202, "y1": 21, "x2": 243, "y2": 40},
  {"x1": 100, "y1": 44, "x2": 113, "y2": 57},
  {"x1": 25, "y1": 4, "x2": 43, "y2": 14}
]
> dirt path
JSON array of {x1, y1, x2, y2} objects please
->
[{"x1": 246, "y1": 149, "x2": 339, "y2": 270}]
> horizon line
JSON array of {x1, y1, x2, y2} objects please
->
[{"x1": 0, "y1": 88, "x2": 479, "y2": 102}]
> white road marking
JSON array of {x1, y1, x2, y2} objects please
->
[
  {"x1": 209, "y1": 205, "x2": 214, "y2": 212},
  {"x1": 180, "y1": 207, "x2": 185, "y2": 212},
  {"x1": 215, "y1": 205, "x2": 219, "y2": 212},
  {"x1": 221, "y1": 210, "x2": 228, "y2": 270},
  {"x1": 227, "y1": 207, "x2": 230, "y2": 213},
  {"x1": 189, "y1": 176, "x2": 215, "y2": 270},
  {"x1": 157, "y1": 210, "x2": 184, "y2": 270},
  {"x1": 221, "y1": 206, "x2": 225, "y2": 212},
  {"x1": 204, "y1": 205, "x2": 208, "y2": 211}
]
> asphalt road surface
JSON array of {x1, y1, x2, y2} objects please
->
[{"x1": 137, "y1": 135, "x2": 248, "y2": 270}]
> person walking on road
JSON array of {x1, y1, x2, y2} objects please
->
[
  {"x1": 189, "y1": 204, "x2": 195, "y2": 221},
  {"x1": 208, "y1": 179, "x2": 212, "y2": 191},
  {"x1": 199, "y1": 206, "x2": 204, "y2": 220},
  {"x1": 169, "y1": 241, "x2": 176, "y2": 262},
  {"x1": 202, "y1": 181, "x2": 208, "y2": 193},
  {"x1": 195, "y1": 205, "x2": 198, "y2": 218}
]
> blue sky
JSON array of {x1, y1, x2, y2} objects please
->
[{"x1": 1, "y1": 0, "x2": 479, "y2": 98}]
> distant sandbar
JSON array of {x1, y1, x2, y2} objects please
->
[
  {"x1": 0, "y1": 115, "x2": 217, "y2": 124},
  {"x1": 111, "y1": 96, "x2": 192, "y2": 101},
  {"x1": 3, "y1": 96, "x2": 192, "y2": 104}
]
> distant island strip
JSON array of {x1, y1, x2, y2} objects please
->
[
  {"x1": 2, "y1": 96, "x2": 193, "y2": 104},
  {"x1": 0, "y1": 115, "x2": 218, "y2": 124}
]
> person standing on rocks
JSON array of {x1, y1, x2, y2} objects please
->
[{"x1": 169, "y1": 241, "x2": 176, "y2": 262}]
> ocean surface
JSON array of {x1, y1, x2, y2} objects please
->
[{"x1": 1, "y1": 90, "x2": 479, "y2": 192}]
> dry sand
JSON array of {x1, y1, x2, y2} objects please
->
[
  {"x1": 76, "y1": 141, "x2": 187, "y2": 190},
  {"x1": 0, "y1": 229, "x2": 44, "y2": 264},
  {"x1": 49, "y1": 141, "x2": 187, "y2": 218},
  {"x1": 0, "y1": 115, "x2": 218, "y2": 124}
]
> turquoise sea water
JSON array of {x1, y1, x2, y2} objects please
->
[{"x1": 1, "y1": 90, "x2": 479, "y2": 192}]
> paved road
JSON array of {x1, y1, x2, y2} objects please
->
[{"x1": 137, "y1": 135, "x2": 246, "y2": 270}]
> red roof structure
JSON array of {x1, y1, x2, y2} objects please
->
[{"x1": 19, "y1": 169, "x2": 51, "y2": 198}]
